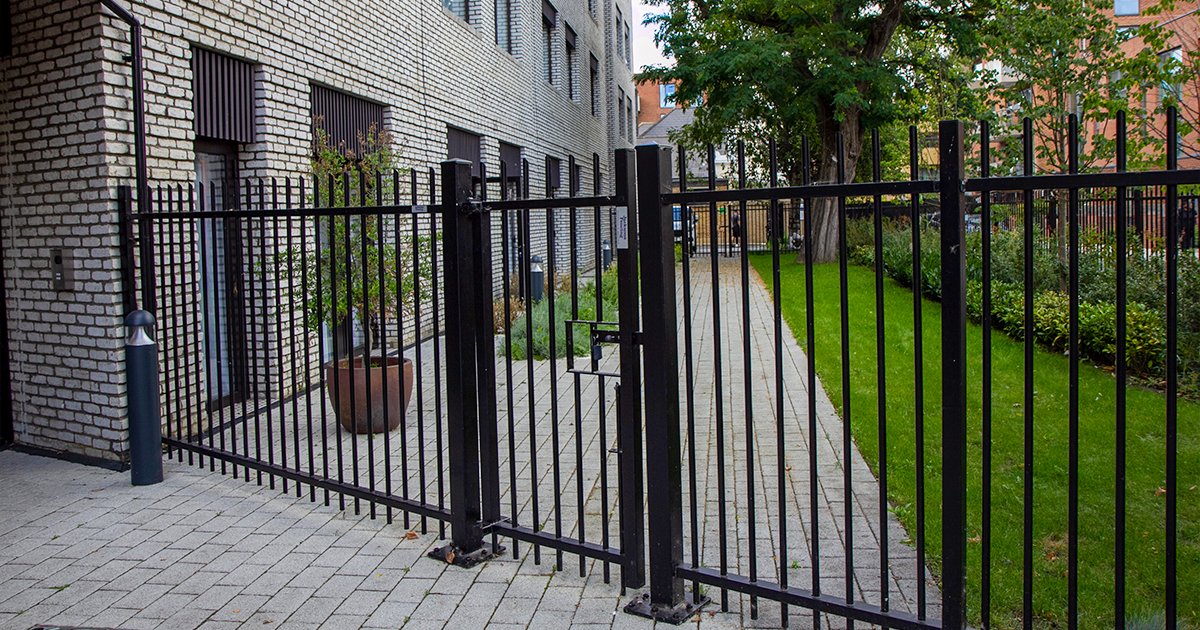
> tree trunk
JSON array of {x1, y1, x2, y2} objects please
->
[{"x1": 800, "y1": 112, "x2": 864, "y2": 264}]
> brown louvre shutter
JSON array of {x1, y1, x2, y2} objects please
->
[
  {"x1": 447, "y1": 127, "x2": 482, "y2": 177},
  {"x1": 499, "y1": 142, "x2": 522, "y2": 180},
  {"x1": 192, "y1": 47, "x2": 255, "y2": 144},
  {"x1": 310, "y1": 84, "x2": 385, "y2": 158}
]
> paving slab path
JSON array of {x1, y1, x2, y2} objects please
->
[{"x1": 0, "y1": 258, "x2": 937, "y2": 629}]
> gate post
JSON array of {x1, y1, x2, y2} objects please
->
[
  {"x1": 430, "y1": 158, "x2": 498, "y2": 567},
  {"x1": 613, "y1": 147, "x2": 645, "y2": 590},
  {"x1": 939, "y1": 120, "x2": 969, "y2": 629},
  {"x1": 625, "y1": 144, "x2": 708, "y2": 623}
]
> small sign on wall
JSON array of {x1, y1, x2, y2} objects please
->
[{"x1": 615, "y1": 206, "x2": 629, "y2": 249}]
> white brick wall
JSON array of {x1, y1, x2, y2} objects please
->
[{"x1": 0, "y1": 0, "x2": 635, "y2": 463}]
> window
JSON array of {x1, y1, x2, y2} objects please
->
[
  {"x1": 1117, "y1": 25, "x2": 1136, "y2": 43},
  {"x1": 590, "y1": 54, "x2": 601, "y2": 116},
  {"x1": 565, "y1": 26, "x2": 578, "y2": 100},
  {"x1": 543, "y1": 1, "x2": 557, "y2": 84},
  {"x1": 1160, "y1": 47, "x2": 1183, "y2": 106},
  {"x1": 447, "y1": 126, "x2": 482, "y2": 179},
  {"x1": 660, "y1": 83, "x2": 676, "y2": 108},
  {"x1": 624, "y1": 24, "x2": 632, "y2": 68},
  {"x1": 1114, "y1": 0, "x2": 1138, "y2": 16},
  {"x1": 310, "y1": 84, "x2": 384, "y2": 157},
  {"x1": 499, "y1": 142, "x2": 522, "y2": 182},
  {"x1": 547, "y1": 156, "x2": 562, "y2": 196},
  {"x1": 444, "y1": 0, "x2": 468, "y2": 21},
  {"x1": 626, "y1": 97, "x2": 634, "y2": 141},
  {"x1": 618, "y1": 88, "x2": 627, "y2": 140},
  {"x1": 571, "y1": 162, "x2": 583, "y2": 195},
  {"x1": 496, "y1": 0, "x2": 513, "y2": 53},
  {"x1": 193, "y1": 47, "x2": 255, "y2": 144},
  {"x1": 588, "y1": 0, "x2": 596, "y2": 18},
  {"x1": 615, "y1": 6, "x2": 623, "y2": 58}
]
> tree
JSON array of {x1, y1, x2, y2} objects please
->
[
  {"x1": 639, "y1": 0, "x2": 986, "y2": 262},
  {"x1": 982, "y1": 0, "x2": 1167, "y2": 175}
]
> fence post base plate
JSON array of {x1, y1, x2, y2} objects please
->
[
  {"x1": 427, "y1": 542, "x2": 504, "y2": 569},
  {"x1": 623, "y1": 592, "x2": 709, "y2": 625}
]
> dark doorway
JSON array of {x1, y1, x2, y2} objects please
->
[{"x1": 195, "y1": 140, "x2": 249, "y2": 408}]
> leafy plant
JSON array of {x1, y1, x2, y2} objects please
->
[{"x1": 277, "y1": 123, "x2": 436, "y2": 358}]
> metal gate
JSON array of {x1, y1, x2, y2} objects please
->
[
  {"x1": 430, "y1": 151, "x2": 646, "y2": 589},
  {"x1": 131, "y1": 115, "x2": 1195, "y2": 629}
]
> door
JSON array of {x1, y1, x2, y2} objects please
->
[{"x1": 195, "y1": 142, "x2": 248, "y2": 407}]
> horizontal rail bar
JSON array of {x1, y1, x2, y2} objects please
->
[
  {"x1": 482, "y1": 195, "x2": 623, "y2": 211},
  {"x1": 663, "y1": 180, "x2": 939, "y2": 205},
  {"x1": 485, "y1": 522, "x2": 624, "y2": 564},
  {"x1": 134, "y1": 203, "x2": 440, "y2": 220},
  {"x1": 966, "y1": 169, "x2": 1200, "y2": 192},
  {"x1": 163, "y1": 438, "x2": 452, "y2": 522},
  {"x1": 675, "y1": 566, "x2": 940, "y2": 630}
]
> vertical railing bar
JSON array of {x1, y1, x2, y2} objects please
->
[
  {"x1": 707, "y1": 141, "x2": 729, "y2": 611},
  {"x1": 591, "y1": 151, "x2": 608, "y2": 582},
  {"x1": 735, "y1": 139, "x2": 758, "y2": 620},
  {"x1": 345, "y1": 173, "x2": 361, "y2": 514},
  {"x1": 246, "y1": 180, "x2": 263, "y2": 486},
  {"x1": 939, "y1": 119, "x2": 969, "y2": 630},
  {"x1": 870, "y1": 129, "x2": 889, "y2": 613},
  {"x1": 430, "y1": 166, "x2": 446, "y2": 539},
  {"x1": 835, "y1": 132, "x2": 854, "y2": 628},
  {"x1": 301, "y1": 177, "x2": 316, "y2": 503},
  {"x1": 1021, "y1": 117, "x2": 1035, "y2": 629},
  {"x1": 193, "y1": 183, "x2": 207, "y2": 469},
  {"x1": 1165, "y1": 106, "x2": 1179, "y2": 629},
  {"x1": 523, "y1": 158, "x2": 541, "y2": 564},
  {"x1": 1114, "y1": 110, "x2": 1128, "y2": 630},
  {"x1": 399, "y1": 169, "x2": 417, "y2": 528},
  {"x1": 801, "y1": 135, "x2": 820, "y2": 630},
  {"x1": 546, "y1": 156, "x2": 564, "y2": 572},
  {"x1": 329, "y1": 175, "x2": 346, "y2": 510},
  {"x1": 316, "y1": 177, "x2": 331, "y2": 506},
  {"x1": 380, "y1": 172, "x2": 394, "y2": 525},
  {"x1": 569, "y1": 155, "x2": 587, "y2": 577},
  {"x1": 259, "y1": 180, "x2": 277, "y2": 488},
  {"x1": 768, "y1": 139, "x2": 789, "y2": 627},
  {"x1": 678, "y1": 145, "x2": 702, "y2": 603},
  {"x1": 978, "y1": 120, "x2": 992, "y2": 630},
  {"x1": 157, "y1": 189, "x2": 173, "y2": 460},
  {"x1": 476, "y1": 162, "x2": 502, "y2": 556},
  {"x1": 286, "y1": 179, "x2": 302, "y2": 498},
  {"x1": 1066, "y1": 114, "x2": 1080, "y2": 630},
  {"x1": 499, "y1": 161, "x2": 520, "y2": 559},
  {"x1": 272, "y1": 178, "x2": 289, "y2": 495}
]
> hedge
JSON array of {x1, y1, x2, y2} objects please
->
[{"x1": 849, "y1": 220, "x2": 1197, "y2": 395}]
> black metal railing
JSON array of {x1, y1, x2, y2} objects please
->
[{"x1": 126, "y1": 112, "x2": 1192, "y2": 629}]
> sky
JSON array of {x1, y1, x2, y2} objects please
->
[{"x1": 632, "y1": 1, "x2": 670, "y2": 72}]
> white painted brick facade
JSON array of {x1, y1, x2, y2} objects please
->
[{"x1": 0, "y1": 0, "x2": 635, "y2": 463}]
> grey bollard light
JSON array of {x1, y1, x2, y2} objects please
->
[
  {"x1": 126, "y1": 310, "x2": 163, "y2": 486},
  {"x1": 530, "y1": 255, "x2": 545, "y2": 303},
  {"x1": 602, "y1": 239, "x2": 612, "y2": 271}
]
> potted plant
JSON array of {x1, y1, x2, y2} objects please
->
[{"x1": 279, "y1": 123, "x2": 435, "y2": 434}]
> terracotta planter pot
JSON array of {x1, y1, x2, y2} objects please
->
[{"x1": 325, "y1": 355, "x2": 413, "y2": 434}]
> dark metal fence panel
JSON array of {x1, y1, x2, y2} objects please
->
[{"x1": 137, "y1": 168, "x2": 452, "y2": 529}]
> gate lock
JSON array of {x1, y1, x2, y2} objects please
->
[{"x1": 565, "y1": 319, "x2": 639, "y2": 378}]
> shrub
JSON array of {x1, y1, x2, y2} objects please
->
[
  {"x1": 846, "y1": 217, "x2": 1188, "y2": 393},
  {"x1": 504, "y1": 265, "x2": 621, "y2": 360}
]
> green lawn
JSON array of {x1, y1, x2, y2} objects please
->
[{"x1": 749, "y1": 255, "x2": 1199, "y2": 629}]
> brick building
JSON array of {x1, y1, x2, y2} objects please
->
[{"x1": 0, "y1": 0, "x2": 636, "y2": 464}]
